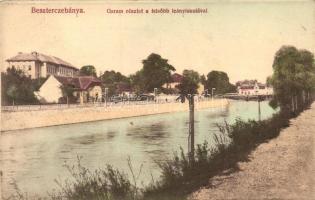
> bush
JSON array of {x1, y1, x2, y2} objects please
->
[
  {"x1": 142, "y1": 110, "x2": 294, "y2": 200},
  {"x1": 9, "y1": 101, "x2": 311, "y2": 200},
  {"x1": 49, "y1": 157, "x2": 136, "y2": 200}
]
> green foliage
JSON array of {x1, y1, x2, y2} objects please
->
[
  {"x1": 101, "y1": 70, "x2": 129, "y2": 84},
  {"x1": 31, "y1": 77, "x2": 48, "y2": 91},
  {"x1": 177, "y1": 70, "x2": 200, "y2": 95},
  {"x1": 9, "y1": 101, "x2": 311, "y2": 200},
  {"x1": 140, "y1": 53, "x2": 175, "y2": 92},
  {"x1": 129, "y1": 70, "x2": 145, "y2": 94},
  {"x1": 1, "y1": 67, "x2": 39, "y2": 105},
  {"x1": 205, "y1": 70, "x2": 236, "y2": 94},
  {"x1": 60, "y1": 86, "x2": 74, "y2": 98},
  {"x1": 100, "y1": 70, "x2": 130, "y2": 96},
  {"x1": 200, "y1": 74, "x2": 206, "y2": 86},
  {"x1": 79, "y1": 65, "x2": 97, "y2": 77},
  {"x1": 143, "y1": 110, "x2": 292, "y2": 200},
  {"x1": 49, "y1": 157, "x2": 136, "y2": 200},
  {"x1": 269, "y1": 45, "x2": 315, "y2": 114}
]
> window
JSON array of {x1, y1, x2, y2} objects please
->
[{"x1": 29, "y1": 66, "x2": 31, "y2": 70}]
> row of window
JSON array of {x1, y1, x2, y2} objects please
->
[
  {"x1": 47, "y1": 65, "x2": 75, "y2": 76},
  {"x1": 10, "y1": 63, "x2": 77, "y2": 78},
  {"x1": 12, "y1": 65, "x2": 32, "y2": 71},
  {"x1": 47, "y1": 65, "x2": 57, "y2": 74}
]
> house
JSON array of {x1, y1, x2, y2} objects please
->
[
  {"x1": 163, "y1": 73, "x2": 183, "y2": 89},
  {"x1": 236, "y1": 80, "x2": 273, "y2": 96},
  {"x1": 35, "y1": 75, "x2": 102, "y2": 104},
  {"x1": 6, "y1": 51, "x2": 79, "y2": 79},
  {"x1": 115, "y1": 82, "x2": 132, "y2": 96}
]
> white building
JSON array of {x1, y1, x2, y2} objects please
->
[
  {"x1": 6, "y1": 51, "x2": 79, "y2": 79},
  {"x1": 35, "y1": 75, "x2": 102, "y2": 104},
  {"x1": 237, "y1": 80, "x2": 273, "y2": 96}
]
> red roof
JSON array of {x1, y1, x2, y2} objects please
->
[
  {"x1": 240, "y1": 85, "x2": 255, "y2": 90},
  {"x1": 54, "y1": 75, "x2": 101, "y2": 90},
  {"x1": 171, "y1": 73, "x2": 183, "y2": 83}
]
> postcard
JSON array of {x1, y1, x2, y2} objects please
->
[{"x1": 1, "y1": 0, "x2": 315, "y2": 199}]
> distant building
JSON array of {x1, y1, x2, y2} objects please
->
[
  {"x1": 6, "y1": 51, "x2": 79, "y2": 79},
  {"x1": 35, "y1": 75, "x2": 102, "y2": 104},
  {"x1": 236, "y1": 80, "x2": 273, "y2": 96},
  {"x1": 115, "y1": 82, "x2": 132, "y2": 96},
  {"x1": 163, "y1": 73, "x2": 183, "y2": 89}
]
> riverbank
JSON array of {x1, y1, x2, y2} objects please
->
[
  {"x1": 190, "y1": 102, "x2": 315, "y2": 200},
  {"x1": 1, "y1": 99, "x2": 228, "y2": 132}
]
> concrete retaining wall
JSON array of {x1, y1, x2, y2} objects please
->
[{"x1": 1, "y1": 99, "x2": 229, "y2": 132}]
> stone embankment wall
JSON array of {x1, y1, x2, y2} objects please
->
[{"x1": 1, "y1": 99, "x2": 228, "y2": 132}]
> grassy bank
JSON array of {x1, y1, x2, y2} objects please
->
[
  {"x1": 142, "y1": 112, "x2": 291, "y2": 200},
  {"x1": 5, "y1": 102, "x2": 312, "y2": 200}
]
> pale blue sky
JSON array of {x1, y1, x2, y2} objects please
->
[{"x1": 1, "y1": 0, "x2": 314, "y2": 83}]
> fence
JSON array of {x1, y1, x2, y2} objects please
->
[{"x1": 1, "y1": 96, "x2": 215, "y2": 112}]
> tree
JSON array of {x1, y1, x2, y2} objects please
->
[
  {"x1": 6, "y1": 85, "x2": 18, "y2": 105},
  {"x1": 177, "y1": 69, "x2": 200, "y2": 159},
  {"x1": 1, "y1": 67, "x2": 38, "y2": 105},
  {"x1": 177, "y1": 70, "x2": 200, "y2": 96},
  {"x1": 60, "y1": 84, "x2": 76, "y2": 104},
  {"x1": 129, "y1": 70, "x2": 145, "y2": 94},
  {"x1": 100, "y1": 70, "x2": 129, "y2": 84},
  {"x1": 141, "y1": 53, "x2": 175, "y2": 92},
  {"x1": 200, "y1": 74, "x2": 206, "y2": 86},
  {"x1": 80, "y1": 65, "x2": 97, "y2": 76},
  {"x1": 205, "y1": 71, "x2": 236, "y2": 94},
  {"x1": 269, "y1": 45, "x2": 315, "y2": 114},
  {"x1": 100, "y1": 70, "x2": 130, "y2": 96}
]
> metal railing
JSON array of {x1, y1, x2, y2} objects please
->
[{"x1": 1, "y1": 96, "x2": 217, "y2": 112}]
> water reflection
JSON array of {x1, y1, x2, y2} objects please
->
[
  {"x1": 67, "y1": 133, "x2": 110, "y2": 145},
  {"x1": 0, "y1": 100, "x2": 278, "y2": 197}
]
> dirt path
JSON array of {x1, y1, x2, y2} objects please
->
[{"x1": 191, "y1": 103, "x2": 315, "y2": 200}]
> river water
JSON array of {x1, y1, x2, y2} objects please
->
[{"x1": 0, "y1": 100, "x2": 277, "y2": 197}]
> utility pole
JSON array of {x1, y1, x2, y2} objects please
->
[
  {"x1": 212, "y1": 88, "x2": 216, "y2": 101},
  {"x1": 105, "y1": 88, "x2": 108, "y2": 107},
  {"x1": 258, "y1": 95, "x2": 261, "y2": 121},
  {"x1": 188, "y1": 94, "x2": 195, "y2": 160},
  {"x1": 154, "y1": 88, "x2": 157, "y2": 103}
]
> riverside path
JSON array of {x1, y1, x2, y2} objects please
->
[{"x1": 191, "y1": 103, "x2": 315, "y2": 200}]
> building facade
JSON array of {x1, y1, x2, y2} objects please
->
[
  {"x1": 35, "y1": 75, "x2": 102, "y2": 104},
  {"x1": 236, "y1": 80, "x2": 273, "y2": 96},
  {"x1": 6, "y1": 51, "x2": 79, "y2": 79}
]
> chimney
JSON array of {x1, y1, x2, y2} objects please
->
[{"x1": 31, "y1": 51, "x2": 38, "y2": 57}]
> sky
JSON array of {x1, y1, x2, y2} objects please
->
[{"x1": 0, "y1": 0, "x2": 314, "y2": 83}]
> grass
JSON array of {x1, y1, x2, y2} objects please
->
[
  {"x1": 5, "y1": 102, "x2": 311, "y2": 200},
  {"x1": 142, "y1": 111, "x2": 292, "y2": 200},
  {"x1": 48, "y1": 156, "x2": 140, "y2": 200}
]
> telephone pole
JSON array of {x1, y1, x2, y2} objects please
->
[
  {"x1": 258, "y1": 95, "x2": 261, "y2": 121},
  {"x1": 188, "y1": 94, "x2": 195, "y2": 159}
]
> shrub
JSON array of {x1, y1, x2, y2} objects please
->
[{"x1": 49, "y1": 157, "x2": 136, "y2": 200}]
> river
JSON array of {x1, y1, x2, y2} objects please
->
[{"x1": 0, "y1": 100, "x2": 278, "y2": 197}]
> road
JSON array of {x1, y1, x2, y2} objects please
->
[{"x1": 191, "y1": 103, "x2": 315, "y2": 200}]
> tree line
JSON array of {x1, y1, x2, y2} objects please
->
[
  {"x1": 80, "y1": 53, "x2": 236, "y2": 97},
  {"x1": 268, "y1": 45, "x2": 315, "y2": 115},
  {"x1": 3, "y1": 46, "x2": 313, "y2": 106}
]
